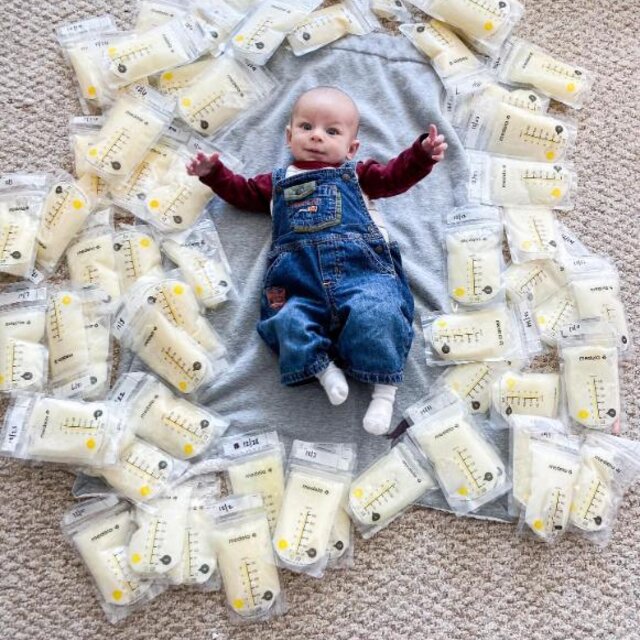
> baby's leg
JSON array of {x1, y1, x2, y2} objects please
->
[
  {"x1": 363, "y1": 384, "x2": 397, "y2": 435},
  {"x1": 257, "y1": 295, "x2": 334, "y2": 385},
  {"x1": 316, "y1": 361, "x2": 349, "y2": 405}
]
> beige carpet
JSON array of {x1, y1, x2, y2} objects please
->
[{"x1": 1, "y1": 1, "x2": 639, "y2": 638}]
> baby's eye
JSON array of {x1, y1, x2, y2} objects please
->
[
  {"x1": 300, "y1": 123, "x2": 312, "y2": 131},
  {"x1": 326, "y1": 128, "x2": 339, "y2": 136}
]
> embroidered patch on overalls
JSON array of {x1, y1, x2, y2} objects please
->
[{"x1": 266, "y1": 286, "x2": 287, "y2": 310}]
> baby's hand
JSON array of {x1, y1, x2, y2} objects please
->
[
  {"x1": 421, "y1": 124, "x2": 448, "y2": 162},
  {"x1": 186, "y1": 151, "x2": 220, "y2": 177}
]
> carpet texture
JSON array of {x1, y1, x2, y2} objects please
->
[{"x1": 1, "y1": 1, "x2": 639, "y2": 639}]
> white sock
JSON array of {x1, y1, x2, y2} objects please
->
[
  {"x1": 363, "y1": 384, "x2": 397, "y2": 435},
  {"x1": 316, "y1": 362, "x2": 349, "y2": 406}
]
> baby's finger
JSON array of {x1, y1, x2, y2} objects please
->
[{"x1": 429, "y1": 123, "x2": 438, "y2": 140}]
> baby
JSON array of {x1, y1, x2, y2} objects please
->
[{"x1": 187, "y1": 86, "x2": 447, "y2": 434}]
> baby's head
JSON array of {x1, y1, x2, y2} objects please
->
[{"x1": 286, "y1": 86, "x2": 360, "y2": 165}]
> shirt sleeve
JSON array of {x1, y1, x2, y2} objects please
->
[
  {"x1": 198, "y1": 162, "x2": 273, "y2": 214},
  {"x1": 356, "y1": 134, "x2": 437, "y2": 200}
]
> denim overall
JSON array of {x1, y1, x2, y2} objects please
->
[{"x1": 257, "y1": 161, "x2": 414, "y2": 386}]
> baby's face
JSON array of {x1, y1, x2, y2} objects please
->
[{"x1": 286, "y1": 91, "x2": 360, "y2": 165}]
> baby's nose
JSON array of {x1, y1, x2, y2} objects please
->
[{"x1": 310, "y1": 128, "x2": 324, "y2": 141}]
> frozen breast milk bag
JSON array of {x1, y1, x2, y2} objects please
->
[
  {"x1": 227, "y1": 452, "x2": 286, "y2": 532},
  {"x1": 37, "y1": 175, "x2": 94, "y2": 273},
  {"x1": 498, "y1": 38, "x2": 592, "y2": 108},
  {"x1": 493, "y1": 371, "x2": 560, "y2": 418},
  {"x1": 46, "y1": 289, "x2": 91, "y2": 386},
  {"x1": 134, "y1": 278, "x2": 224, "y2": 354},
  {"x1": 287, "y1": 2, "x2": 374, "y2": 56},
  {"x1": 524, "y1": 440, "x2": 580, "y2": 541},
  {"x1": 70, "y1": 502, "x2": 153, "y2": 606},
  {"x1": 510, "y1": 415, "x2": 568, "y2": 509},
  {"x1": 570, "y1": 443, "x2": 617, "y2": 532},
  {"x1": 155, "y1": 58, "x2": 212, "y2": 95},
  {"x1": 231, "y1": 0, "x2": 322, "y2": 65},
  {"x1": 56, "y1": 16, "x2": 119, "y2": 112},
  {"x1": 328, "y1": 505, "x2": 351, "y2": 562},
  {"x1": 505, "y1": 259, "x2": 565, "y2": 307},
  {"x1": 131, "y1": 374, "x2": 228, "y2": 458},
  {"x1": 446, "y1": 223, "x2": 502, "y2": 306},
  {"x1": 349, "y1": 442, "x2": 434, "y2": 533},
  {"x1": 67, "y1": 231, "x2": 121, "y2": 302},
  {"x1": 0, "y1": 297, "x2": 47, "y2": 394},
  {"x1": 143, "y1": 155, "x2": 213, "y2": 231},
  {"x1": 410, "y1": 403, "x2": 507, "y2": 512},
  {"x1": 23, "y1": 397, "x2": 110, "y2": 463},
  {"x1": 572, "y1": 275, "x2": 630, "y2": 350},
  {"x1": 562, "y1": 339, "x2": 620, "y2": 431},
  {"x1": 128, "y1": 485, "x2": 192, "y2": 576},
  {"x1": 212, "y1": 497, "x2": 282, "y2": 621},
  {"x1": 99, "y1": 436, "x2": 184, "y2": 502},
  {"x1": 273, "y1": 468, "x2": 345, "y2": 571},
  {"x1": 428, "y1": 306, "x2": 513, "y2": 362},
  {"x1": 113, "y1": 227, "x2": 163, "y2": 292},
  {"x1": 85, "y1": 86, "x2": 175, "y2": 183},
  {"x1": 103, "y1": 17, "x2": 208, "y2": 88},
  {"x1": 123, "y1": 310, "x2": 215, "y2": 394},
  {"x1": 372, "y1": 0, "x2": 411, "y2": 21},
  {"x1": 162, "y1": 238, "x2": 234, "y2": 309},
  {"x1": 467, "y1": 99, "x2": 572, "y2": 162},
  {"x1": 136, "y1": 0, "x2": 188, "y2": 30},
  {"x1": 177, "y1": 55, "x2": 274, "y2": 135},
  {"x1": 0, "y1": 185, "x2": 43, "y2": 278},
  {"x1": 503, "y1": 207, "x2": 558, "y2": 261},
  {"x1": 399, "y1": 20, "x2": 481, "y2": 79},
  {"x1": 534, "y1": 285, "x2": 578, "y2": 346},
  {"x1": 442, "y1": 362, "x2": 497, "y2": 413}
]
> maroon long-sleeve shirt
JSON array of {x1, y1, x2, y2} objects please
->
[{"x1": 199, "y1": 134, "x2": 437, "y2": 214}]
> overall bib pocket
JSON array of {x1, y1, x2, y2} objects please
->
[{"x1": 284, "y1": 181, "x2": 342, "y2": 232}]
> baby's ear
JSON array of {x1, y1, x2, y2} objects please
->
[
  {"x1": 285, "y1": 125, "x2": 292, "y2": 147},
  {"x1": 346, "y1": 138, "x2": 360, "y2": 160}
]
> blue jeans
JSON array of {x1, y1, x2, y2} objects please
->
[{"x1": 257, "y1": 162, "x2": 414, "y2": 386}]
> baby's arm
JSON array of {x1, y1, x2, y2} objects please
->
[
  {"x1": 357, "y1": 124, "x2": 448, "y2": 200},
  {"x1": 186, "y1": 152, "x2": 272, "y2": 214}
]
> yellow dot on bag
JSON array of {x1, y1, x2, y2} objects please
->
[
  {"x1": 183, "y1": 444, "x2": 194, "y2": 455},
  {"x1": 522, "y1": 240, "x2": 532, "y2": 250},
  {"x1": 451, "y1": 382, "x2": 460, "y2": 391},
  {"x1": 108, "y1": 47, "x2": 118, "y2": 56},
  {"x1": 0, "y1": 375, "x2": 5, "y2": 385},
  {"x1": 506, "y1": 378, "x2": 516, "y2": 390},
  {"x1": 112, "y1": 590, "x2": 123, "y2": 601},
  {"x1": 457, "y1": 486, "x2": 469, "y2": 496},
  {"x1": 72, "y1": 199, "x2": 84, "y2": 210},
  {"x1": 181, "y1": 97, "x2": 192, "y2": 108},
  {"x1": 62, "y1": 295, "x2": 72, "y2": 305},
  {"x1": 453, "y1": 287, "x2": 465, "y2": 297},
  {"x1": 89, "y1": 148, "x2": 98, "y2": 157},
  {"x1": 533, "y1": 519, "x2": 544, "y2": 531},
  {"x1": 537, "y1": 315, "x2": 546, "y2": 325},
  {"x1": 140, "y1": 237, "x2": 151, "y2": 248},
  {"x1": 277, "y1": 539, "x2": 288, "y2": 550},
  {"x1": 140, "y1": 485, "x2": 151, "y2": 497},
  {"x1": 162, "y1": 72, "x2": 174, "y2": 81},
  {"x1": 131, "y1": 553, "x2": 141, "y2": 564},
  {"x1": 353, "y1": 488, "x2": 363, "y2": 499},
  {"x1": 233, "y1": 599, "x2": 245, "y2": 610},
  {"x1": 437, "y1": 320, "x2": 447, "y2": 328},
  {"x1": 546, "y1": 151, "x2": 555, "y2": 160},
  {"x1": 195, "y1": 284, "x2": 204, "y2": 296},
  {"x1": 87, "y1": 86, "x2": 97, "y2": 97},
  {"x1": 85, "y1": 438, "x2": 96, "y2": 450},
  {"x1": 178, "y1": 381, "x2": 188, "y2": 392},
  {"x1": 578, "y1": 409, "x2": 590, "y2": 420},
  {"x1": 566, "y1": 82, "x2": 576, "y2": 93},
  {"x1": 149, "y1": 199, "x2": 160, "y2": 209},
  {"x1": 484, "y1": 21, "x2": 494, "y2": 31},
  {"x1": 234, "y1": 35, "x2": 245, "y2": 42},
  {"x1": 173, "y1": 285, "x2": 184, "y2": 295},
  {"x1": 551, "y1": 187, "x2": 562, "y2": 198}
]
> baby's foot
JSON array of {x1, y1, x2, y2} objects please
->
[
  {"x1": 316, "y1": 362, "x2": 349, "y2": 406},
  {"x1": 363, "y1": 384, "x2": 397, "y2": 435}
]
